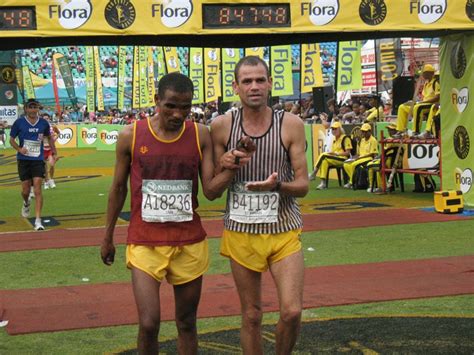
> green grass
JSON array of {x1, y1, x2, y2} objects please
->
[{"x1": 0, "y1": 148, "x2": 473, "y2": 353}]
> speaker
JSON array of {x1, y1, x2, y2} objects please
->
[
  {"x1": 392, "y1": 76, "x2": 415, "y2": 114},
  {"x1": 312, "y1": 86, "x2": 333, "y2": 114}
]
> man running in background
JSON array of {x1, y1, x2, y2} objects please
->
[
  {"x1": 42, "y1": 113, "x2": 60, "y2": 189},
  {"x1": 9, "y1": 99, "x2": 56, "y2": 231}
]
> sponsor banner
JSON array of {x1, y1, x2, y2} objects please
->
[
  {"x1": 164, "y1": 47, "x2": 181, "y2": 73},
  {"x1": 56, "y1": 124, "x2": 77, "y2": 148},
  {"x1": 406, "y1": 143, "x2": 439, "y2": 169},
  {"x1": 376, "y1": 38, "x2": 403, "y2": 92},
  {"x1": 138, "y1": 46, "x2": 151, "y2": 108},
  {"x1": 301, "y1": 43, "x2": 324, "y2": 93},
  {"x1": 96, "y1": 124, "x2": 123, "y2": 151},
  {"x1": 204, "y1": 48, "x2": 221, "y2": 103},
  {"x1": 117, "y1": 46, "x2": 127, "y2": 110},
  {"x1": 3, "y1": 0, "x2": 472, "y2": 37},
  {"x1": 0, "y1": 83, "x2": 18, "y2": 106},
  {"x1": 22, "y1": 66, "x2": 36, "y2": 100},
  {"x1": 77, "y1": 124, "x2": 98, "y2": 148},
  {"x1": 94, "y1": 46, "x2": 104, "y2": 111},
  {"x1": 132, "y1": 46, "x2": 140, "y2": 109},
  {"x1": 245, "y1": 47, "x2": 265, "y2": 59},
  {"x1": 0, "y1": 105, "x2": 18, "y2": 125},
  {"x1": 189, "y1": 48, "x2": 204, "y2": 104},
  {"x1": 271, "y1": 45, "x2": 293, "y2": 97},
  {"x1": 440, "y1": 34, "x2": 474, "y2": 205},
  {"x1": 156, "y1": 47, "x2": 167, "y2": 81},
  {"x1": 85, "y1": 46, "x2": 95, "y2": 112},
  {"x1": 147, "y1": 47, "x2": 156, "y2": 106},
  {"x1": 337, "y1": 41, "x2": 362, "y2": 91},
  {"x1": 53, "y1": 53, "x2": 78, "y2": 107},
  {"x1": 221, "y1": 48, "x2": 240, "y2": 103}
]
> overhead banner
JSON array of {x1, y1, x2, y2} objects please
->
[
  {"x1": 3, "y1": 1, "x2": 473, "y2": 38},
  {"x1": 301, "y1": 43, "x2": 324, "y2": 93},
  {"x1": 376, "y1": 38, "x2": 403, "y2": 92},
  {"x1": 164, "y1": 47, "x2": 181, "y2": 74},
  {"x1": 440, "y1": 34, "x2": 474, "y2": 206},
  {"x1": 117, "y1": 46, "x2": 127, "y2": 110},
  {"x1": 85, "y1": 46, "x2": 95, "y2": 112},
  {"x1": 221, "y1": 48, "x2": 241, "y2": 103},
  {"x1": 189, "y1": 48, "x2": 204, "y2": 104},
  {"x1": 271, "y1": 45, "x2": 293, "y2": 97},
  {"x1": 22, "y1": 66, "x2": 36, "y2": 100},
  {"x1": 337, "y1": 41, "x2": 362, "y2": 91},
  {"x1": 204, "y1": 48, "x2": 221, "y2": 103}
]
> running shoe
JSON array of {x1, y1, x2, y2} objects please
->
[
  {"x1": 21, "y1": 202, "x2": 30, "y2": 218},
  {"x1": 34, "y1": 220, "x2": 45, "y2": 231},
  {"x1": 49, "y1": 179, "x2": 56, "y2": 188}
]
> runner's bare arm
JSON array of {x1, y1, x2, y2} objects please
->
[
  {"x1": 280, "y1": 113, "x2": 309, "y2": 197},
  {"x1": 101, "y1": 124, "x2": 133, "y2": 265},
  {"x1": 210, "y1": 114, "x2": 253, "y2": 173},
  {"x1": 199, "y1": 123, "x2": 249, "y2": 200}
]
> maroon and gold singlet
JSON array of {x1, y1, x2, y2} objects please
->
[{"x1": 127, "y1": 118, "x2": 206, "y2": 246}]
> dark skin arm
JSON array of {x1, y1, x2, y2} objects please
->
[{"x1": 100, "y1": 125, "x2": 132, "y2": 265}]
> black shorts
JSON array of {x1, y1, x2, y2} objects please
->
[{"x1": 17, "y1": 160, "x2": 45, "y2": 181}]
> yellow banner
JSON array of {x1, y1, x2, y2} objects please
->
[
  {"x1": 94, "y1": 46, "x2": 104, "y2": 111},
  {"x1": 117, "y1": 46, "x2": 127, "y2": 110},
  {"x1": 204, "y1": 48, "x2": 221, "y2": 103},
  {"x1": 132, "y1": 46, "x2": 140, "y2": 109},
  {"x1": 138, "y1": 46, "x2": 150, "y2": 108},
  {"x1": 337, "y1": 41, "x2": 363, "y2": 91},
  {"x1": 245, "y1": 47, "x2": 265, "y2": 59},
  {"x1": 271, "y1": 45, "x2": 293, "y2": 97},
  {"x1": 301, "y1": 44, "x2": 324, "y2": 93},
  {"x1": 189, "y1": 48, "x2": 204, "y2": 104},
  {"x1": 164, "y1": 47, "x2": 181, "y2": 73},
  {"x1": 147, "y1": 47, "x2": 156, "y2": 106},
  {"x1": 22, "y1": 66, "x2": 36, "y2": 100},
  {"x1": 2, "y1": 1, "x2": 473, "y2": 38},
  {"x1": 221, "y1": 48, "x2": 241, "y2": 103},
  {"x1": 85, "y1": 46, "x2": 95, "y2": 112},
  {"x1": 156, "y1": 47, "x2": 167, "y2": 81}
]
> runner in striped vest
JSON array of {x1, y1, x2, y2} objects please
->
[{"x1": 211, "y1": 56, "x2": 309, "y2": 354}]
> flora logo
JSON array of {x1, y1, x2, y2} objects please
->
[
  {"x1": 49, "y1": 0, "x2": 92, "y2": 29},
  {"x1": 207, "y1": 49, "x2": 218, "y2": 62},
  {"x1": 57, "y1": 127, "x2": 74, "y2": 145},
  {"x1": 225, "y1": 48, "x2": 236, "y2": 58},
  {"x1": 409, "y1": 0, "x2": 446, "y2": 24},
  {"x1": 100, "y1": 130, "x2": 119, "y2": 145},
  {"x1": 451, "y1": 87, "x2": 469, "y2": 113},
  {"x1": 455, "y1": 168, "x2": 472, "y2": 194},
  {"x1": 152, "y1": 0, "x2": 193, "y2": 28},
  {"x1": 192, "y1": 52, "x2": 202, "y2": 65},
  {"x1": 81, "y1": 127, "x2": 97, "y2": 145},
  {"x1": 301, "y1": 0, "x2": 339, "y2": 26}
]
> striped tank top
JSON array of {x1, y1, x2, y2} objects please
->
[{"x1": 224, "y1": 108, "x2": 303, "y2": 234}]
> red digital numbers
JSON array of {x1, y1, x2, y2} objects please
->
[
  {"x1": 207, "y1": 4, "x2": 290, "y2": 28},
  {"x1": 0, "y1": 7, "x2": 36, "y2": 30}
]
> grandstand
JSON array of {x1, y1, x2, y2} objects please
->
[{"x1": 17, "y1": 44, "x2": 337, "y2": 85}]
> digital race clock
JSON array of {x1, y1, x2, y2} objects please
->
[
  {"x1": 202, "y1": 3, "x2": 291, "y2": 28},
  {"x1": 0, "y1": 6, "x2": 36, "y2": 31}
]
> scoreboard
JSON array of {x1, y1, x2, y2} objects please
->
[{"x1": 1, "y1": 0, "x2": 473, "y2": 38}]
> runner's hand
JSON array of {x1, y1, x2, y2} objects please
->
[
  {"x1": 101, "y1": 239, "x2": 115, "y2": 266},
  {"x1": 245, "y1": 172, "x2": 279, "y2": 192}
]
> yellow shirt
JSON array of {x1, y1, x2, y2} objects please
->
[
  {"x1": 422, "y1": 77, "x2": 440, "y2": 102},
  {"x1": 358, "y1": 135, "x2": 379, "y2": 156},
  {"x1": 332, "y1": 134, "x2": 352, "y2": 154},
  {"x1": 366, "y1": 106, "x2": 385, "y2": 122}
]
